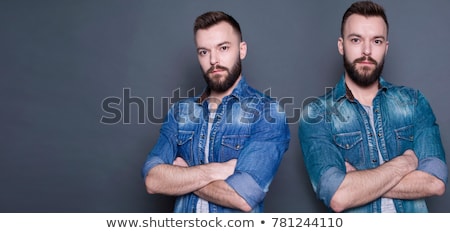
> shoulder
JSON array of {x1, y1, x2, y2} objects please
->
[
  {"x1": 380, "y1": 78, "x2": 419, "y2": 97},
  {"x1": 383, "y1": 83, "x2": 423, "y2": 104},
  {"x1": 170, "y1": 97, "x2": 201, "y2": 116},
  {"x1": 171, "y1": 96, "x2": 198, "y2": 108},
  {"x1": 239, "y1": 83, "x2": 280, "y2": 109}
]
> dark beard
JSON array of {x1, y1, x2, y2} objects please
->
[
  {"x1": 202, "y1": 59, "x2": 241, "y2": 93},
  {"x1": 344, "y1": 54, "x2": 384, "y2": 87}
]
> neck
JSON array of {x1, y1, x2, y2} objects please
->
[{"x1": 345, "y1": 75, "x2": 379, "y2": 106}]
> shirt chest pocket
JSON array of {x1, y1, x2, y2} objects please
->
[
  {"x1": 333, "y1": 131, "x2": 364, "y2": 167},
  {"x1": 219, "y1": 135, "x2": 249, "y2": 162},
  {"x1": 394, "y1": 125, "x2": 414, "y2": 155},
  {"x1": 176, "y1": 131, "x2": 194, "y2": 164}
]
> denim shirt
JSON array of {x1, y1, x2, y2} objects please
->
[
  {"x1": 142, "y1": 77, "x2": 290, "y2": 212},
  {"x1": 299, "y1": 75, "x2": 447, "y2": 213}
]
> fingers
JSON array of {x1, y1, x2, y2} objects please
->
[
  {"x1": 345, "y1": 161, "x2": 356, "y2": 172},
  {"x1": 173, "y1": 157, "x2": 189, "y2": 167},
  {"x1": 226, "y1": 159, "x2": 237, "y2": 166},
  {"x1": 403, "y1": 149, "x2": 418, "y2": 170}
]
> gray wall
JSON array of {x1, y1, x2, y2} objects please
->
[{"x1": 1, "y1": 0, "x2": 449, "y2": 212}]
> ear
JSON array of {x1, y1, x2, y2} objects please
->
[
  {"x1": 239, "y1": 41, "x2": 247, "y2": 59},
  {"x1": 338, "y1": 37, "x2": 344, "y2": 55}
]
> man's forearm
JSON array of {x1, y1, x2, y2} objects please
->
[
  {"x1": 383, "y1": 170, "x2": 446, "y2": 199},
  {"x1": 331, "y1": 152, "x2": 417, "y2": 212},
  {"x1": 194, "y1": 180, "x2": 252, "y2": 212},
  {"x1": 145, "y1": 162, "x2": 231, "y2": 196}
]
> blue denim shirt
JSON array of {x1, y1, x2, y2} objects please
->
[
  {"x1": 299, "y1": 75, "x2": 447, "y2": 213},
  {"x1": 142, "y1": 77, "x2": 290, "y2": 212}
]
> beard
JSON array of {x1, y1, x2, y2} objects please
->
[
  {"x1": 202, "y1": 59, "x2": 242, "y2": 93},
  {"x1": 344, "y1": 54, "x2": 384, "y2": 87}
]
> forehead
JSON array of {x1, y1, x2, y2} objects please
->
[
  {"x1": 343, "y1": 14, "x2": 387, "y2": 37},
  {"x1": 195, "y1": 21, "x2": 239, "y2": 47}
]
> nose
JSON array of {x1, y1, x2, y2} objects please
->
[
  {"x1": 209, "y1": 50, "x2": 219, "y2": 65},
  {"x1": 362, "y1": 42, "x2": 371, "y2": 56}
]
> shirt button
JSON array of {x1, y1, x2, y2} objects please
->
[
  {"x1": 345, "y1": 144, "x2": 350, "y2": 149},
  {"x1": 235, "y1": 145, "x2": 240, "y2": 149},
  {"x1": 372, "y1": 159, "x2": 377, "y2": 163}
]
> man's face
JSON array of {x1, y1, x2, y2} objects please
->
[
  {"x1": 338, "y1": 14, "x2": 389, "y2": 87},
  {"x1": 195, "y1": 21, "x2": 247, "y2": 93}
]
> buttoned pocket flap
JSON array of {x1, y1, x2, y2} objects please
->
[{"x1": 334, "y1": 131, "x2": 363, "y2": 150}]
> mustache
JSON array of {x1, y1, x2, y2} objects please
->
[
  {"x1": 354, "y1": 56, "x2": 377, "y2": 65},
  {"x1": 207, "y1": 65, "x2": 229, "y2": 74}
]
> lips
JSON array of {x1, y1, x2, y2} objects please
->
[
  {"x1": 208, "y1": 65, "x2": 228, "y2": 74},
  {"x1": 211, "y1": 69, "x2": 224, "y2": 73},
  {"x1": 354, "y1": 56, "x2": 377, "y2": 65}
]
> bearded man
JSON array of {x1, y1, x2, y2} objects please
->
[
  {"x1": 299, "y1": 1, "x2": 447, "y2": 213},
  {"x1": 142, "y1": 11, "x2": 290, "y2": 213}
]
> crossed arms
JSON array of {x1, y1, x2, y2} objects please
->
[
  {"x1": 299, "y1": 91, "x2": 447, "y2": 212},
  {"x1": 331, "y1": 149, "x2": 445, "y2": 212},
  {"x1": 145, "y1": 158, "x2": 252, "y2": 212}
]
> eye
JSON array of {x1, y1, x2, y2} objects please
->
[
  {"x1": 219, "y1": 45, "x2": 229, "y2": 51},
  {"x1": 350, "y1": 38, "x2": 360, "y2": 44},
  {"x1": 373, "y1": 39, "x2": 384, "y2": 45},
  {"x1": 198, "y1": 49, "x2": 208, "y2": 56}
]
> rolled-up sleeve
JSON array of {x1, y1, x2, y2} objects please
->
[
  {"x1": 418, "y1": 157, "x2": 448, "y2": 184},
  {"x1": 299, "y1": 100, "x2": 347, "y2": 207},
  {"x1": 414, "y1": 91, "x2": 448, "y2": 184},
  {"x1": 226, "y1": 100, "x2": 290, "y2": 209},
  {"x1": 141, "y1": 107, "x2": 178, "y2": 178},
  {"x1": 226, "y1": 171, "x2": 265, "y2": 209}
]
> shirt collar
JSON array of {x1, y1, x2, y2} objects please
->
[
  {"x1": 333, "y1": 74, "x2": 391, "y2": 102},
  {"x1": 197, "y1": 76, "x2": 247, "y2": 103}
]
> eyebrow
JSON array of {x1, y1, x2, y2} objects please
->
[
  {"x1": 347, "y1": 33, "x2": 386, "y2": 40},
  {"x1": 216, "y1": 41, "x2": 232, "y2": 48},
  {"x1": 197, "y1": 41, "x2": 232, "y2": 51}
]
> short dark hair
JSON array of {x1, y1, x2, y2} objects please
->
[
  {"x1": 341, "y1": 1, "x2": 389, "y2": 36},
  {"x1": 194, "y1": 11, "x2": 242, "y2": 41}
]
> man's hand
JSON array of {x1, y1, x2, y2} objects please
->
[
  {"x1": 345, "y1": 161, "x2": 357, "y2": 173},
  {"x1": 172, "y1": 157, "x2": 237, "y2": 180},
  {"x1": 173, "y1": 157, "x2": 189, "y2": 167},
  {"x1": 344, "y1": 149, "x2": 418, "y2": 174},
  {"x1": 401, "y1": 149, "x2": 418, "y2": 172},
  {"x1": 215, "y1": 159, "x2": 237, "y2": 180}
]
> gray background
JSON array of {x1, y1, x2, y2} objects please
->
[{"x1": 1, "y1": 0, "x2": 449, "y2": 212}]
